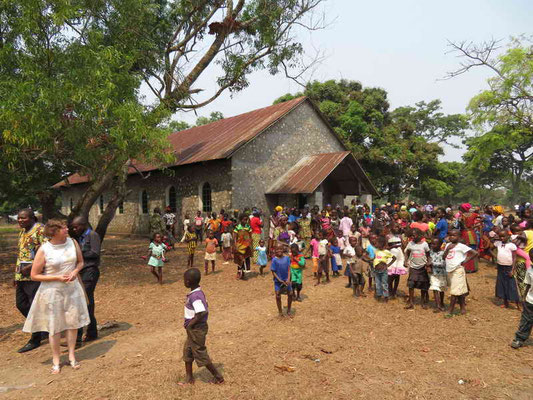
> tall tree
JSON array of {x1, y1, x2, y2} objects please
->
[
  {"x1": 447, "y1": 37, "x2": 533, "y2": 202},
  {"x1": 1, "y1": 0, "x2": 326, "y2": 237},
  {"x1": 274, "y1": 80, "x2": 468, "y2": 200}
]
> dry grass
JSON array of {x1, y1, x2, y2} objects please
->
[{"x1": 1, "y1": 234, "x2": 532, "y2": 399}]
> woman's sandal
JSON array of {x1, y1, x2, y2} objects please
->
[
  {"x1": 51, "y1": 364, "x2": 61, "y2": 374},
  {"x1": 70, "y1": 360, "x2": 81, "y2": 370}
]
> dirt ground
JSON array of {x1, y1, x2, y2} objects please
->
[{"x1": 1, "y1": 233, "x2": 533, "y2": 400}]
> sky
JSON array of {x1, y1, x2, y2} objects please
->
[{"x1": 166, "y1": 0, "x2": 533, "y2": 161}]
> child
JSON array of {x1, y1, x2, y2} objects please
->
[
  {"x1": 180, "y1": 214, "x2": 190, "y2": 243},
  {"x1": 221, "y1": 227, "x2": 233, "y2": 264},
  {"x1": 428, "y1": 238, "x2": 447, "y2": 312},
  {"x1": 511, "y1": 251, "x2": 533, "y2": 349},
  {"x1": 316, "y1": 231, "x2": 331, "y2": 285},
  {"x1": 256, "y1": 239, "x2": 268, "y2": 276},
  {"x1": 345, "y1": 239, "x2": 366, "y2": 297},
  {"x1": 180, "y1": 268, "x2": 224, "y2": 385},
  {"x1": 184, "y1": 225, "x2": 198, "y2": 268},
  {"x1": 373, "y1": 236, "x2": 396, "y2": 302},
  {"x1": 443, "y1": 230, "x2": 478, "y2": 315},
  {"x1": 204, "y1": 230, "x2": 218, "y2": 275},
  {"x1": 290, "y1": 244, "x2": 305, "y2": 301},
  {"x1": 148, "y1": 233, "x2": 165, "y2": 284},
  {"x1": 271, "y1": 245, "x2": 293, "y2": 317},
  {"x1": 310, "y1": 233, "x2": 320, "y2": 278},
  {"x1": 404, "y1": 229, "x2": 430, "y2": 309},
  {"x1": 330, "y1": 238, "x2": 342, "y2": 277},
  {"x1": 349, "y1": 224, "x2": 361, "y2": 247},
  {"x1": 366, "y1": 234, "x2": 377, "y2": 292},
  {"x1": 493, "y1": 230, "x2": 520, "y2": 309},
  {"x1": 387, "y1": 236, "x2": 406, "y2": 298}
]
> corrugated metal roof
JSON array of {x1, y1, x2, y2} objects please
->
[
  {"x1": 266, "y1": 151, "x2": 379, "y2": 196},
  {"x1": 53, "y1": 97, "x2": 307, "y2": 188}
]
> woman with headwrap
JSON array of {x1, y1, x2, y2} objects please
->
[
  {"x1": 269, "y1": 206, "x2": 283, "y2": 258},
  {"x1": 460, "y1": 203, "x2": 480, "y2": 273},
  {"x1": 250, "y1": 209, "x2": 263, "y2": 265},
  {"x1": 233, "y1": 214, "x2": 253, "y2": 279}
]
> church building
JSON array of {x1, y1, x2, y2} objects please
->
[{"x1": 55, "y1": 97, "x2": 378, "y2": 234}]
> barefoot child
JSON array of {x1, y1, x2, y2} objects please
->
[
  {"x1": 221, "y1": 227, "x2": 233, "y2": 265},
  {"x1": 317, "y1": 231, "x2": 331, "y2": 285},
  {"x1": 271, "y1": 245, "x2": 293, "y2": 316},
  {"x1": 345, "y1": 239, "x2": 366, "y2": 297},
  {"x1": 148, "y1": 233, "x2": 165, "y2": 284},
  {"x1": 443, "y1": 230, "x2": 478, "y2": 315},
  {"x1": 428, "y1": 238, "x2": 447, "y2": 312},
  {"x1": 373, "y1": 236, "x2": 396, "y2": 303},
  {"x1": 290, "y1": 244, "x2": 305, "y2": 301},
  {"x1": 330, "y1": 238, "x2": 342, "y2": 277},
  {"x1": 256, "y1": 239, "x2": 268, "y2": 276},
  {"x1": 404, "y1": 229, "x2": 430, "y2": 309},
  {"x1": 493, "y1": 230, "x2": 520, "y2": 309},
  {"x1": 204, "y1": 230, "x2": 218, "y2": 275},
  {"x1": 181, "y1": 268, "x2": 224, "y2": 385},
  {"x1": 310, "y1": 233, "x2": 320, "y2": 277},
  {"x1": 184, "y1": 225, "x2": 198, "y2": 268},
  {"x1": 511, "y1": 254, "x2": 533, "y2": 349},
  {"x1": 387, "y1": 236, "x2": 406, "y2": 298}
]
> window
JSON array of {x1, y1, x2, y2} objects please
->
[
  {"x1": 98, "y1": 195, "x2": 104, "y2": 214},
  {"x1": 167, "y1": 186, "x2": 177, "y2": 212},
  {"x1": 202, "y1": 182, "x2": 212, "y2": 213},
  {"x1": 118, "y1": 200, "x2": 124, "y2": 215},
  {"x1": 140, "y1": 190, "x2": 148, "y2": 214}
]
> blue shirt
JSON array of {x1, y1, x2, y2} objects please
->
[
  {"x1": 436, "y1": 218, "x2": 448, "y2": 240},
  {"x1": 271, "y1": 256, "x2": 290, "y2": 282},
  {"x1": 288, "y1": 215, "x2": 300, "y2": 223},
  {"x1": 366, "y1": 244, "x2": 376, "y2": 260}
]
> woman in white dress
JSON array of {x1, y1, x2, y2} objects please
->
[{"x1": 23, "y1": 219, "x2": 90, "y2": 374}]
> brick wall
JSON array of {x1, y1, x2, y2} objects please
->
[{"x1": 60, "y1": 159, "x2": 232, "y2": 234}]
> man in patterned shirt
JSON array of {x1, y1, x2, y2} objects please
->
[{"x1": 15, "y1": 209, "x2": 47, "y2": 353}]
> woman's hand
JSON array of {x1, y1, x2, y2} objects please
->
[{"x1": 66, "y1": 270, "x2": 79, "y2": 282}]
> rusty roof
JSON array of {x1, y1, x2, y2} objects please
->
[
  {"x1": 54, "y1": 97, "x2": 308, "y2": 188},
  {"x1": 266, "y1": 151, "x2": 379, "y2": 196}
]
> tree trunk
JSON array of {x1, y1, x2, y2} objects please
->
[
  {"x1": 94, "y1": 162, "x2": 131, "y2": 243},
  {"x1": 69, "y1": 165, "x2": 119, "y2": 221},
  {"x1": 37, "y1": 190, "x2": 65, "y2": 223}
]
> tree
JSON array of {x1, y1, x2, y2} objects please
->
[
  {"x1": 447, "y1": 37, "x2": 533, "y2": 202},
  {"x1": 1, "y1": 0, "x2": 325, "y2": 238},
  {"x1": 195, "y1": 111, "x2": 224, "y2": 126},
  {"x1": 274, "y1": 80, "x2": 468, "y2": 200}
]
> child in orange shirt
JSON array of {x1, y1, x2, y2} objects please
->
[{"x1": 204, "y1": 230, "x2": 218, "y2": 275}]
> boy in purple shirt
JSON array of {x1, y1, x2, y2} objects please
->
[{"x1": 180, "y1": 268, "x2": 224, "y2": 385}]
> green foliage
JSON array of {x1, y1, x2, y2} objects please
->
[
  {"x1": 461, "y1": 38, "x2": 533, "y2": 203},
  {"x1": 196, "y1": 112, "x2": 224, "y2": 126},
  {"x1": 275, "y1": 80, "x2": 468, "y2": 200}
]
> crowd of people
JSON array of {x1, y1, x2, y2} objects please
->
[
  {"x1": 10, "y1": 199, "x2": 533, "y2": 379},
  {"x1": 148, "y1": 200, "x2": 533, "y2": 345}
]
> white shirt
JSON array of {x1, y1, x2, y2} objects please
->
[
  {"x1": 524, "y1": 269, "x2": 533, "y2": 305},
  {"x1": 318, "y1": 239, "x2": 329, "y2": 256},
  {"x1": 494, "y1": 241, "x2": 517, "y2": 266},
  {"x1": 444, "y1": 242, "x2": 472, "y2": 272},
  {"x1": 389, "y1": 246, "x2": 405, "y2": 271}
]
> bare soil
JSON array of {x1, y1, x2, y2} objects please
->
[{"x1": 1, "y1": 234, "x2": 532, "y2": 399}]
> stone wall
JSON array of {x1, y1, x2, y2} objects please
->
[
  {"x1": 59, "y1": 159, "x2": 232, "y2": 234},
  {"x1": 231, "y1": 100, "x2": 346, "y2": 214}
]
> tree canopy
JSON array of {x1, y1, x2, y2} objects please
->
[
  {"x1": 274, "y1": 79, "x2": 468, "y2": 201},
  {"x1": 0, "y1": 0, "x2": 325, "y2": 236}
]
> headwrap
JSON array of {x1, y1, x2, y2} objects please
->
[
  {"x1": 493, "y1": 205, "x2": 504, "y2": 214},
  {"x1": 400, "y1": 205, "x2": 407, "y2": 211},
  {"x1": 275, "y1": 206, "x2": 283, "y2": 212},
  {"x1": 460, "y1": 203, "x2": 472, "y2": 212}
]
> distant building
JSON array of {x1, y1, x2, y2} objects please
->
[{"x1": 55, "y1": 97, "x2": 378, "y2": 234}]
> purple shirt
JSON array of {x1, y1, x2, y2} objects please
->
[{"x1": 184, "y1": 287, "x2": 208, "y2": 328}]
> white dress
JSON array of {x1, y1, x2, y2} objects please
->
[{"x1": 23, "y1": 238, "x2": 90, "y2": 335}]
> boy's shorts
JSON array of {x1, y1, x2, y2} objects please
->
[
  {"x1": 205, "y1": 252, "x2": 216, "y2": 261},
  {"x1": 312, "y1": 257, "x2": 319, "y2": 273},
  {"x1": 318, "y1": 257, "x2": 329, "y2": 274},
  {"x1": 183, "y1": 323, "x2": 211, "y2": 367}
]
